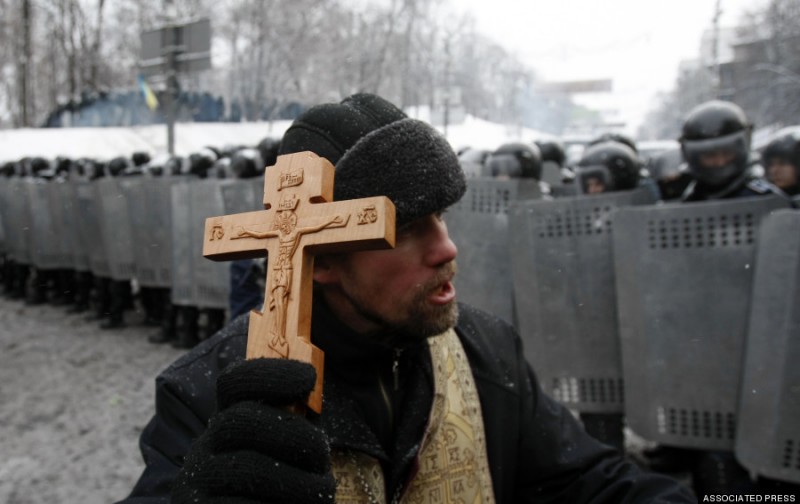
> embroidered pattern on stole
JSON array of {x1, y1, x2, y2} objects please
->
[{"x1": 332, "y1": 329, "x2": 496, "y2": 504}]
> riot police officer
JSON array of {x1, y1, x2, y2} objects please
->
[
  {"x1": 575, "y1": 141, "x2": 642, "y2": 195},
  {"x1": 0, "y1": 161, "x2": 16, "y2": 296},
  {"x1": 26, "y1": 157, "x2": 58, "y2": 306},
  {"x1": 761, "y1": 131, "x2": 800, "y2": 196},
  {"x1": 650, "y1": 101, "x2": 789, "y2": 496},
  {"x1": 485, "y1": 142, "x2": 553, "y2": 198},
  {"x1": 535, "y1": 139, "x2": 567, "y2": 168},
  {"x1": 680, "y1": 100, "x2": 784, "y2": 201},
  {"x1": 646, "y1": 147, "x2": 692, "y2": 202},
  {"x1": 100, "y1": 156, "x2": 135, "y2": 330},
  {"x1": 535, "y1": 139, "x2": 574, "y2": 188},
  {"x1": 571, "y1": 140, "x2": 649, "y2": 451},
  {"x1": 486, "y1": 142, "x2": 542, "y2": 179}
]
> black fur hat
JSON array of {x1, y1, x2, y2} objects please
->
[{"x1": 279, "y1": 93, "x2": 465, "y2": 226}]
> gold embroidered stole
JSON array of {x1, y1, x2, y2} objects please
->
[{"x1": 332, "y1": 329, "x2": 496, "y2": 504}]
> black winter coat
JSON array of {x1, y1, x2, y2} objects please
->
[{"x1": 117, "y1": 302, "x2": 695, "y2": 504}]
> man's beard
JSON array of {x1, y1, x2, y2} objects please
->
[{"x1": 338, "y1": 261, "x2": 459, "y2": 347}]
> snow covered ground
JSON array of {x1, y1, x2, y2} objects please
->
[{"x1": 0, "y1": 296, "x2": 183, "y2": 504}]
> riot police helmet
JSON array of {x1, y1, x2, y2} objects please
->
[
  {"x1": 230, "y1": 148, "x2": 261, "y2": 179},
  {"x1": 2, "y1": 161, "x2": 16, "y2": 177},
  {"x1": 212, "y1": 157, "x2": 234, "y2": 179},
  {"x1": 132, "y1": 151, "x2": 152, "y2": 167},
  {"x1": 761, "y1": 131, "x2": 800, "y2": 194},
  {"x1": 256, "y1": 137, "x2": 280, "y2": 171},
  {"x1": 486, "y1": 142, "x2": 543, "y2": 180},
  {"x1": 107, "y1": 156, "x2": 130, "y2": 177},
  {"x1": 189, "y1": 148, "x2": 218, "y2": 178},
  {"x1": 54, "y1": 157, "x2": 73, "y2": 177},
  {"x1": 147, "y1": 155, "x2": 168, "y2": 177},
  {"x1": 29, "y1": 157, "x2": 51, "y2": 176},
  {"x1": 577, "y1": 141, "x2": 641, "y2": 192},
  {"x1": 165, "y1": 156, "x2": 186, "y2": 176},
  {"x1": 535, "y1": 140, "x2": 567, "y2": 167},
  {"x1": 589, "y1": 132, "x2": 638, "y2": 154},
  {"x1": 86, "y1": 159, "x2": 105, "y2": 180},
  {"x1": 647, "y1": 147, "x2": 692, "y2": 201},
  {"x1": 679, "y1": 100, "x2": 752, "y2": 187}
]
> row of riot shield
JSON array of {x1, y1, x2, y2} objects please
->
[
  {"x1": 505, "y1": 189, "x2": 798, "y2": 484},
  {"x1": 0, "y1": 175, "x2": 265, "y2": 313},
  {"x1": 2, "y1": 173, "x2": 797, "y2": 483}
]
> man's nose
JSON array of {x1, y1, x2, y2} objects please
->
[{"x1": 425, "y1": 217, "x2": 458, "y2": 267}]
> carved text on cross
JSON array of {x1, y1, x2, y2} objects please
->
[{"x1": 202, "y1": 151, "x2": 396, "y2": 412}]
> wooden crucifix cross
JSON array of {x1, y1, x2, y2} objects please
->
[{"x1": 203, "y1": 151, "x2": 396, "y2": 413}]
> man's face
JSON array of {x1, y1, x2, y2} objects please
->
[
  {"x1": 585, "y1": 176, "x2": 606, "y2": 194},
  {"x1": 315, "y1": 212, "x2": 459, "y2": 345},
  {"x1": 699, "y1": 148, "x2": 736, "y2": 169},
  {"x1": 766, "y1": 158, "x2": 798, "y2": 190}
]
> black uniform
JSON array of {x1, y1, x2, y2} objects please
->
[{"x1": 682, "y1": 171, "x2": 785, "y2": 202}]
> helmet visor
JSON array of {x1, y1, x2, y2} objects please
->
[
  {"x1": 576, "y1": 165, "x2": 612, "y2": 194},
  {"x1": 683, "y1": 130, "x2": 749, "y2": 186}
]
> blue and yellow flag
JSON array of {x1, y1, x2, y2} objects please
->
[{"x1": 137, "y1": 74, "x2": 159, "y2": 111}]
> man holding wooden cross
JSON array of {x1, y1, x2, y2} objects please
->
[{"x1": 119, "y1": 94, "x2": 693, "y2": 503}]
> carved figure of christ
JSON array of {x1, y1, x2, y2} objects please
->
[
  {"x1": 203, "y1": 152, "x2": 395, "y2": 412},
  {"x1": 232, "y1": 210, "x2": 350, "y2": 357}
]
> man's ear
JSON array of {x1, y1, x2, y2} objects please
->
[{"x1": 313, "y1": 255, "x2": 340, "y2": 285}]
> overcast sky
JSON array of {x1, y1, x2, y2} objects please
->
[{"x1": 456, "y1": 0, "x2": 767, "y2": 136}]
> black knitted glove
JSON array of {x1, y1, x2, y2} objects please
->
[{"x1": 171, "y1": 358, "x2": 336, "y2": 504}]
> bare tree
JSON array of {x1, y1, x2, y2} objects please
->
[
  {"x1": 0, "y1": 0, "x2": 557, "y2": 131},
  {"x1": 641, "y1": 0, "x2": 800, "y2": 139}
]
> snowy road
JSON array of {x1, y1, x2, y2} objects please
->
[{"x1": 0, "y1": 296, "x2": 184, "y2": 504}]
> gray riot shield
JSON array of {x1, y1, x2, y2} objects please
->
[
  {"x1": 149, "y1": 177, "x2": 185, "y2": 287},
  {"x1": 191, "y1": 179, "x2": 230, "y2": 310},
  {"x1": 540, "y1": 161, "x2": 564, "y2": 187},
  {"x1": 736, "y1": 210, "x2": 800, "y2": 484},
  {"x1": 613, "y1": 195, "x2": 789, "y2": 450},
  {"x1": 221, "y1": 178, "x2": 264, "y2": 214},
  {"x1": 170, "y1": 181, "x2": 195, "y2": 306},
  {"x1": 73, "y1": 180, "x2": 103, "y2": 274},
  {"x1": 46, "y1": 181, "x2": 74, "y2": 269},
  {"x1": 27, "y1": 181, "x2": 60, "y2": 270},
  {"x1": 0, "y1": 180, "x2": 9, "y2": 254},
  {"x1": 5, "y1": 178, "x2": 32, "y2": 263},
  {"x1": 64, "y1": 181, "x2": 90, "y2": 272},
  {"x1": 83, "y1": 181, "x2": 110, "y2": 277},
  {"x1": 509, "y1": 187, "x2": 657, "y2": 413},
  {"x1": 446, "y1": 178, "x2": 542, "y2": 326},
  {"x1": 551, "y1": 184, "x2": 578, "y2": 198},
  {"x1": 96, "y1": 178, "x2": 136, "y2": 281},
  {"x1": 120, "y1": 178, "x2": 158, "y2": 286}
]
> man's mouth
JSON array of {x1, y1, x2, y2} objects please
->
[{"x1": 428, "y1": 268, "x2": 456, "y2": 305}]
